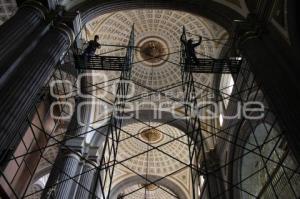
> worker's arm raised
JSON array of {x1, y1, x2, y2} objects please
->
[{"x1": 193, "y1": 36, "x2": 202, "y2": 47}]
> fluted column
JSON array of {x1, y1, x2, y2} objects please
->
[
  {"x1": 238, "y1": 34, "x2": 300, "y2": 163},
  {"x1": 0, "y1": 1, "x2": 48, "y2": 79},
  {"x1": 54, "y1": 153, "x2": 81, "y2": 199},
  {"x1": 94, "y1": 172, "x2": 104, "y2": 199},
  {"x1": 92, "y1": 150, "x2": 105, "y2": 199},
  {"x1": 54, "y1": 77, "x2": 92, "y2": 198},
  {"x1": 42, "y1": 75, "x2": 92, "y2": 198},
  {"x1": 67, "y1": 76, "x2": 92, "y2": 136},
  {"x1": 75, "y1": 161, "x2": 97, "y2": 199},
  {"x1": 42, "y1": 109, "x2": 87, "y2": 198},
  {"x1": 63, "y1": 74, "x2": 92, "y2": 148},
  {"x1": 0, "y1": 22, "x2": 74, "y2": 164}
]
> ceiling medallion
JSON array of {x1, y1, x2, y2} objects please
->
[
  {"x1": 140, "y1": 128, "x2": 164, "y2": 144},
  {"x1": 140, "y1": 183, "x2": 159, "y2": 191},
  {"x1": 136, "y1": 36, "x2": 169, "y2": 67}
]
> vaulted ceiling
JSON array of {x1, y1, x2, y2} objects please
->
[
  {"x1": 111, "y1": 122, "x2": 192, "y2": 198},
  {"x1": 10, "y1": 1, "x2": 291, "y2": 198},
  {"x1": 87, "y1": 9, "x2": 228, "y2": 123},
  {"x1": 86, "y1": 9, "x2": 227, "y2": 86},
  {"x1": 120, "y1": 184, "x2": 177, "y2": 199},
  {"x1": 84, "y1": 9, "x2": 225, "y2": 198}
]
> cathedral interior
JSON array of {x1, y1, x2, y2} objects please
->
[{"x1": 0, "y1": 0, "x2": 300, "y2": 198}]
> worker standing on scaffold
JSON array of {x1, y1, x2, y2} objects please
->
[
  {"x1": 181, "y1": 34, "x2": 202, "y2": 65},
  {"x1": 83, "y1": 35, "x2": 101, "y2": 62}
]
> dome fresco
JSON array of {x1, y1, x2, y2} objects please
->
[
  {"x1": 86, "y1": 9, "x2": 228, "y2": 91},
  {"x1": 110, "y1": 122, "x2": 192, "y2": 197},
  {"x1": 115, "y1": 122, "x2": 189, "y2": 175}
]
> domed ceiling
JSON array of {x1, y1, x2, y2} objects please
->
[
  {"x1": 110, "y1": 122, "x2": 192, "y2": 198},
  {"x1": 24, "y1": 9, "x2": 228, "y2": 199},
  {"x1": 86, "y1": 9, "x2": 227, "y2": 90},
  {"x1": 85, "y1": 9, "x2": 229, "y2": 123},
  {"x1": 116, "y1": 122, "x2": 189, "y2": 175},
  {"x1": 84, "y1": 9, "x2": 227, "y2": 197}
]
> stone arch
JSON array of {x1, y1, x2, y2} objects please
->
[
  {"x1": 90, "y1": 110, "x2": 196, "y2": 148},
  {"x1": 230, "y1": 112, "x2": 284, "y2": 198},
  {"x1": 109, "y1": 174, "x2": 189, "y2": 199},
  {"x1": 69, "y1": 0, "x2": 244, "y2": 33}
]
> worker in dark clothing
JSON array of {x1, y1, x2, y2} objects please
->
[
  {"x1": 181, "y1": 35, "x2": 202, "y2": 64},
  {"x1": 83, "y1": 35, "x2": 101, "y2": 62}
]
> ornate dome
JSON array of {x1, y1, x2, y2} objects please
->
[
  {"x1": 86, "y1": 9, "x2": 229, "y2": 124},
  {"x1": 110, "y1": 122, "x2": 192, "y2": 198},
  {"x1": 115, "y1": 122, "x2": 189, "y2": 175},
  {"x1": 86, "y1": 9, "x2": 228, "y2": 87},
  {"x1": 140, "y1": 128, "x2": 164, "y2": 143}
]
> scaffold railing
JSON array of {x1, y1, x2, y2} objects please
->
[
  {"x1": 180, "y1": 26, "x2": 241, "y2": 75},
  {"x1": 180, "y1": 26, "x2": 212, "y2": 199},
  {"x1": 2, "y1": 16, "x2": 300, "y2": 199},
  {"x1": 73, "y1": 26, "x2": 134, "y2": 72},
  {"x1": 183, "y1": 58, "x2": 242, "y2": 74},
  {"x1": 91, "y1": 25, "x2": 135, "y2": 199}
]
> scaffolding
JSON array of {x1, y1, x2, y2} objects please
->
[
  {"x1": 1, "y1": 22, "x2": 300, "y2": 199},
  {"x1": 180, "y1": 26, "x2": 210, "y2": 199},
  {"x1": 92, "y1": 25, "x2": 135, "y2": 198}
]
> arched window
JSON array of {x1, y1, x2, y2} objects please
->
[{"x1": 219, "y1": 74, "x2": 234, "y2": 109}]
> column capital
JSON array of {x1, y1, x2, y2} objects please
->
[
  {"x1": 52, "y1": 11, "x2": 82, "y2": 47},
  {"x1": 84, "y1": 159, "x2": 98, "y2": 168},
  {"x1": 61, "y1": 151, "x2": 81, "y2": 161},
  {"x1": 78, "y1": 152, "x2": 98, "y2": 167},
  {"x1": 231, "y1": 21, "x2": 259, "y2": 54},
  {"x1": 63, "y1": 136, "x2": 85, "y2": 153},
  {"x1": 53, "y1": 22, "x2": 75, "y2": 47},
  {"x1": 87, "y1": 145, "x2": 100, "y2": 164},
  {"x1": 233, "y1": 13, "x2": 271, "y2": 50},
  {"x1": 21, "y1": 0, "x2": 49, "y2": 20}
]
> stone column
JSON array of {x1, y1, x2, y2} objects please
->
[
  {"x1": 0, "y1": 22, "x2": 74, "y2": 165},
  {"x1": 0, "y1": 0, "x2": 48, "y2": 80},
  {"x1": 93, "y1": 172, "x2": 104, "y2": 199},
  {"x1": 63, "y1": 74, "x2": 92, "y2": 150},
  {"x1": 54, "y1": 153, "x2": 81, "y2": 199},
  {"x1": 201, "y1": 151, "x2": 225, "y2": 199},
  {"x1": 42, "y1": 75, "x2": 93, "y2": 198},
  {"x1": 41, "y1": 109, "x2": 83, "y2": 199},
  {"x1": 238, "y1": 32, "x2": 300, "y2": 163},
  {"x1": 75, "y1": 161, "x2": 97, "y2": 199},
  {"x1": 91, "y1": 149, "x2": 105, "y2": 199}
]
